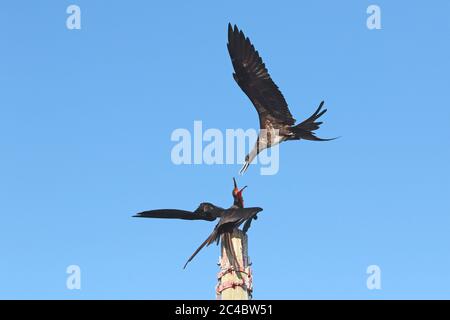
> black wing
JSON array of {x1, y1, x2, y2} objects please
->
[
  {"x1": 183, "y1": 207, "x2": 263, "y2": 269},
  {"x1": 133, "y1": 209, "x2": 217, "y2": 221},
  {"x1": 227, "y1": 23, "x2": 296, "y2": 127},
  {"x1": 218, "y1": 207, "x2": 263, "y2": 229}
]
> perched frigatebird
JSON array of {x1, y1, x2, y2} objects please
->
[
  {"x1": 183, "y1": 204, "x2": 262, "y2": 269},
  {"x1": 133, "y1": 178, "x2": 262, "y2": 268},
  {"x1": 134, "y1": 178, "x2": 246, "y2": 222},
  {"x1": 227, "y1": 24, "x2": 335, "y2": 174}
]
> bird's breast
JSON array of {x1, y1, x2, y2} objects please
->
[{"x1": 259, "y1": 127, "x2": 285, "y2": 147}]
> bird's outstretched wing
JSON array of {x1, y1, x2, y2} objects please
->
[
  {"x1": 227, "y1": 23, "x2": 296, "y2": 126},
  {"x1": 133, "y1": 209, "x2": 217, "y2": 221}
]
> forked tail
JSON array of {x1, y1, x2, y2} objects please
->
[
  {"x1": 222, "y1": 232, "x2": 239, "y2": 271},
  {"x1": 292, "y1": 101, "x2": 336, "y2": 141}
]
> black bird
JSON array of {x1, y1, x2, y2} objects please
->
[
  {"x1": 133, "y1": 179, "x2": 262, "y2": 268},
  {"x1": 227, "y1": 24, "x2": 335, "y2": 174},
  {"x1": 134, "y1": 178, "x2": 247, "y2": 222},
  {"x1": 134, "y1": 202, "x2": 224, "y2": 222},
  {"x1": 183, "y1": 204, "x2": 262, "y2": 269}
]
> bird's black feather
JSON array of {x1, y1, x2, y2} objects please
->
[{"x1": 227, "y1": 23, "x2": 296, "y2": 126}]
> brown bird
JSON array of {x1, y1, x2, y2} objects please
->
[{"x1": 227, "y1": 23, "x2": 336, "y2": 174}]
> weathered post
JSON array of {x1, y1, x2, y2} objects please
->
[{"x1": 216, "y1": 229, "x2": 252, "y2": 300}]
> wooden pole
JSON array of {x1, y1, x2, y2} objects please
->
[{"x1": 216, "y1": 229, "x2": 252, "y2": 300}]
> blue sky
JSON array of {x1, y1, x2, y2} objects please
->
[{"x1": 0, "y1": 1, "x2": 449, "y2": 299}]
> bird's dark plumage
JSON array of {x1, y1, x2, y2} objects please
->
[
  {"x1": 227, "y1": 23, "x2": 296, "y2": 127},
  {"x1": 134, "y1": 203, "x2": 224, "y2": 222},
  {"x1": 291, "y1": 101, "x2": 335, "y2": 142},
  {"x1": 133, "y1": 178, "x2": 260, "y2": 268},
  {"x1": 183, "y1": 206, "x2": 263, "y2": 269},
  {"x1": 227, "y1": 23, "x2": 335, "y2": 174}
]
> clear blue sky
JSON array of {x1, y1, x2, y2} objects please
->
[{"x1": 1, "y1": 1, "x2": 449, "y2": 299}]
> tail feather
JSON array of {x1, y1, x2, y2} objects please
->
[
  {"x1": 223, "y1": 232, "x2": 239, "y2": 271},
  {"x1": 292, "y1": 101, "x2": 336, "y2": 141},
  {"x1": 183, "y1": 230, "x2": 218, "y2": 269}
]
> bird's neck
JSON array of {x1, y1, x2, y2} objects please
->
[{"x1": 232, "y1": 199, "x2": 244, "y2": 208}]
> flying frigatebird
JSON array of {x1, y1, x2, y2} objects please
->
[
  {"x1": 133, "y1": 178, "x2": 262, "y2": 268},
  {"x1": 227, "y1": 24, "x2": 336, "y2": 174}
]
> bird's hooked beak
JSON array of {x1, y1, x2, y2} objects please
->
[{"x1": 239, "y1": 161, "x2": 250, "y2": 175}]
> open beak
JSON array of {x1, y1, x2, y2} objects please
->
[
  {"x1": 239, "y1": 162, "x2": 250, "y2": 175},
  {"x1": 233, "y1": 177, "x2": 247, "y2": 195},
  {"x1": 233, "y1": 177, "x2": 238, "y2": 189}
]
